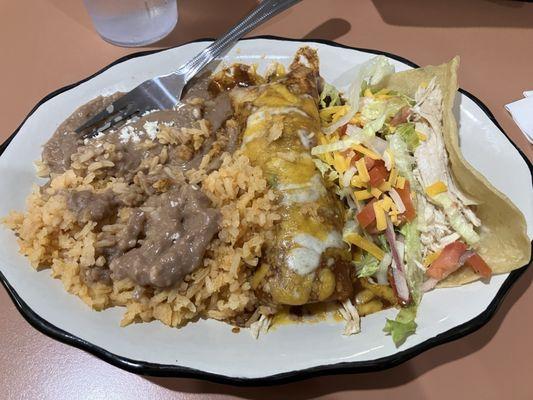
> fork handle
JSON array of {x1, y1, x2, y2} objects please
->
[{"x1": 177, "y1": 0, "x2": 301, "y2": 82}]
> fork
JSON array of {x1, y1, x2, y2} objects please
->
[{"x1": 76, "y1": 0, "x2": 301, "y2": 138}]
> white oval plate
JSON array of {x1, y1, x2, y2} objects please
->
[{"x1": 0, "y1": 37, "x2": 531, "y2": 384}]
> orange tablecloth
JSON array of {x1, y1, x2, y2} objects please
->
[{"x1": 1, "y1": 1, "x2": 531, "y2": 399}]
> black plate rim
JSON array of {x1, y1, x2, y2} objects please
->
[{"x1": 0, "y1": 35, "x2": 531, "y2": 386}]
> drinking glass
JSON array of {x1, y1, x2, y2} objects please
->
[{"x1": 83, "y1": 0, "x2": 178, "y2": 47}]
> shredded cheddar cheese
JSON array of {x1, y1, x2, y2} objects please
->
[
  {"x1": 378, "y1": 182, "x2": 392, "y2": 192},
  {"x1": 423, "y1": 250, "x2": 442, "y2": 267},
  {"x1": 375, "y1": 88, "x2": 392, "y2": 100},
  {"x1": 323, "y1": 151, "x2": 334, "y2": 167},
  {"x1": 351, "y1": 175, "x2": 367, "y2": 188},
  {"x1": 373, "y1": 201, "x2": 387, "y2": 231},
  {"x1": 376, "y1": 88, "x2": 390, "y2": 96},
  {"x1": 426, "y1": 181, "x2": 448, "y2": 197},
  {"x1": 333, "y1": 152, "x2": 350, "y2": 173},
  {"x1": 320, "y1": 106, "x2": 349, "y2": 124},
  {"x1": 417, "y1": 131, "x2": 428, "y2": 141},
  {"x1": 370, "y1": 187, "x2": 382, "y2": 199},
  {"x1": 355, "y1": 158, "x2": 370, "y2": 182},
  {"x1": 332, "y1": 108, "x2": 349, "y2": 123},
  {"x1": 344, "y1": 233, "x2": 385, "y2": 261},
  {"x1": 354, "y1": 189, "x2": 373, "y2": 201},
  {"x1": 381, "y1": 195, "x2": 394, "y2": 212},
  {"x1": 318, "y1": 134, "x2": 329, "y2": 145},
  {"x1": 395, "y1": 176, "x2": 406, "y2": 189},
  {"x1": 349, "y1": 114, "x2": 363, "y2": 126},
  {"x1": 353, "y1": 144, "x2": 381, "y2": 160}
]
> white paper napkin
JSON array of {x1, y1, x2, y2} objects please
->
[{"x1": 505, "y1": 91, "x2": 533, "y2": 144}]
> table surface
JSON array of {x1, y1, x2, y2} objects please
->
[{"x1": 1, "y1": 1, "x2": 531, "y2": 399}]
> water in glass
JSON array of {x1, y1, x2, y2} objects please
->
[{"x1": 84, "y1": 0, "x2": 178, "y2": 47}]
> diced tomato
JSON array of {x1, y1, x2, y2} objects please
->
[
  {"x1": 390, "y1": 106, "x2": 411, "y2": 127},
  {"x1": 365, "y1": 221, "x2": 380, "y2": 235},
  {"x1": 364, "y1": 156, "x2": 376, "y2": 171},
  {"x1": 350, "y1": 154, "x2": 375, "y2": 170},
  {"x1": 350, "y1": 152, "x2": 362, "y2": 166},
  {"x1": 426, "y1": 241, "x2": 468, "y2": 280},
  {"x1": 356, "y1": 199, "x2": 377, "y2": 229},
  {"x1": 339, "y1": 124, "x2": 348, "y2": 136},
  {"x1": 465, "y1": 253, "x2": 492, "y2": 278},
  {"x1": 368, "y1": 160, "x2": 389, "y2": 187},
  {"x1": 396, "y1": 181, "x2": 416, "y2": 221}
]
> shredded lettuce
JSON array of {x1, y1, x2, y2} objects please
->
[
  {"x1": 354, "y1": 235, "x2": 392, "y2": 281},
  {"x1": 376, "y1": 253, "x2": 392, "y2": 285},
  {"x1": 362, "y1": 114, "x2": 387, "y2": 138},
  {"x1": 312, "y1": 158, "x2": 339, "y2": 185},
  {"x1": 386, "y1": 97, "x2": 411, "y2": 120},
  {"x1": 324, "y1": 56, "x2": 394, "y2": 134},
  {"x1": 384, "y1": 221, "x2": 423, "y2": 346},
  {"x1": 383, "y1": 305, "x2": 417, "y2": 346},
  {"x1": 320, "y1": 82, "x2": 342, "y2": 108},
  {"x1": 399, "y1": 223, "x2": 409, "y2": 237},
  {"x1": 433, "y1": 193, "x2": 480, "y2": 245},
  {"x1": 313, "y1": 158, "x2": 332, "y2": 177},
  {"x1": 356, "y1": 254, "x2": 380, "y2": 278},
  {"x1": 402, "y1": 221, "x2": 424, "y2": 304},
  {"x1": 328, "y1": 170, "x2": 339, "y2": 182},
  {"x1": 345, "y1": 124, "x2": 389, "y2": 156},
  {"x1": 367, "y1": 57, "x2": 395, "y2": 86},
  {"x1": 387, "y1": 90, "x2": 416, "y2": 107},
  {"x1": 345, "y1": 120, "x2": 384, "y2": 146},
  {"x1": 311, "y1": 136, "x2": 362, "y2": 155},
  {"x1": 387, "y1": 133, "x2": 414, "y2": 183},
  {"x1": 377, "y1": 234, "x2": 390, "y2": 252},
  {"x1": 383, "y1": 132, "x2": 424, "y2": 348},
  {"x1": 396, "y1": 123, "x2": 420, "y2": 151},
  {"x1": 360, "y1": 96, "x2": 407, "y2": 127},
  {"x1": 360, "y1": 98, "x2": 387, "y2": 121}
]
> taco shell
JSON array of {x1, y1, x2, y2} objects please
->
[{"x1": 380, "y1": 58, "x2": 531, "y2": 286}]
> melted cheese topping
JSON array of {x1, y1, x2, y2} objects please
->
[
  {"x1": 279, "y1": 174, "x2": 327, "y2": 204},
  {"x1": 286, "y1": 232, "x2": 343, "y2": 274}
]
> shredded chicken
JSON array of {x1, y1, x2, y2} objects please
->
[
  {"x1": 249, "y1": 314, "x2": 273, "y2": 339},
  {"x1": 411, "y1": 79, "x2": 481, "y2": 253},
  {"x1": 416, "y1": 191, "x2": 451, "y2": 256},
  {"x1": 438, "y1": 232, "x2": 461, "y2": 248},
  {"x1": 413, "y1": 78, "x2": 477, "y2": 205},
  {"x1": 339, "y1": 299, "x2": 361, "y2": 335},
  {"x1": 463, "y1": 206, "x2": 482, "y2": 227}
]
